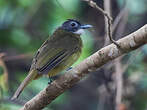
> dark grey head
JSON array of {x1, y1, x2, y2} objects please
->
[{"x1": 60, "y1": 19, "x2": 92, "y2": 35}]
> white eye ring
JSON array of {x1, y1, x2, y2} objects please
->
[{"x1": 70, "y1": 22, "x2": 78, "y2": 27}]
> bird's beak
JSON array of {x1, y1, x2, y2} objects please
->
[{"x1": 80, "y1": 24, "x2": 93, "y2": 29}]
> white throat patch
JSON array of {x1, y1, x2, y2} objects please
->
[{"x1": 73, "y1": 29, "x2": 84, "y2": 35}]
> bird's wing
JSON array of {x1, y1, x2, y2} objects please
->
[{"x1": 32, "y1": 39, "x2": 72, "y2": 74}]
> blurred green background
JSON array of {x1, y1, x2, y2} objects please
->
[{"x1": 0, "y1": 0, "x2": 147, "y2": 110}]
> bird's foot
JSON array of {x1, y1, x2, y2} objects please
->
[
  {"x1": 66, "y1": 67, "x2": 72, "y2": 71},
  {"x1": 48, "y1": 78, "x2": 53, "y2": 84}
]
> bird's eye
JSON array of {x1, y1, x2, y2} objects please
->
[{"x1": 70, "y1": 22, "x2": 77, "y2": 27}]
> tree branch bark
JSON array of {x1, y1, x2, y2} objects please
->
[{"x1": 20, "y1": 24, "x2": 147, "y2": 110}]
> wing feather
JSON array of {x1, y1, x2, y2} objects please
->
[
  {"x1": 31, "y1": 39, "x2": 72, "y2": 74},
  {"x1": 37, "y1": 50, "x2": 69, "y2": 74}
]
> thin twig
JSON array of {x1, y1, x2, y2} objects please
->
[
  {"x1": 112, "y1": 0, "x2": 128, "y2": 33},
  {"x1": 115, "y1": 11, "x2": 128, "y2": 39},
  {"x1": 82, "y1": 0, "x2": 112, "y2": 19},
  {"x1": 112, "y1": 7, "x2": 128, "y2": 34},
  {"x1": 81, "y1": 0, "x2": 120, "y2": 47}
]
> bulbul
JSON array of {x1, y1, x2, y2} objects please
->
[{"x1": 11, "y1": 19, "x2": 92, "y2": 100}]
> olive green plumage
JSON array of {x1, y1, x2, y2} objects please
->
[
  {"x1": 32, "y1": 28, "x2": 83, "y2": 78},
  {"x1": 11, "y1": 19, "x2": 92, "y2": 100}
]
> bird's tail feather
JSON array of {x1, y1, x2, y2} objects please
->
[{"x1": 11, "y1": 69, "x2": 37, "y2": 100}]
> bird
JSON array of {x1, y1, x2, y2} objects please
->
[{"x1": 11, "y1": 19, "x2": 92, "y2": 100}]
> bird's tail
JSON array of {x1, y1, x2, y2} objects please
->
[{"x1": 11, "y1": 69, "x2": 37, "y2": 100}]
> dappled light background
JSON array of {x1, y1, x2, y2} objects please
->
[{"x1": 0, "y1": 0, "x2": 147, "y2": 110}]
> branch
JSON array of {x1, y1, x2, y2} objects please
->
[{"x1": 20, "y1": 25, "x2": 147, "y2": 110}]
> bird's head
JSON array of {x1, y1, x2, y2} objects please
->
[{"x1": 60, "y1": 19, "x2": 92, "y2": 35}]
